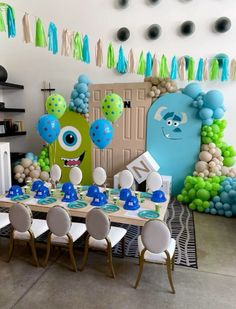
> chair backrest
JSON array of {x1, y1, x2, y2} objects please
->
[
  {"x1": 86, "y1": 208, "x2": 110, "y2": 240},
  {"x1": 9, "y1": 203, "x2": 33, "y2": 232},
  {"x1": 141, "y1": 220, "x2": 171, "y2": 254},
  {"x1": 47, "y1": 206, "x2": 72, "y2": 237}
]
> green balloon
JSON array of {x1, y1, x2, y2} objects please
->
[
  {"x1": 196, "y1": 189, "x2": 210, "y2": 201},
  {"x1": 101, "y1": 93, "x2": 124, "y2": 123},
  {"x1": 46, "y1": 93, "x2": 67, "y2": 119},
  {"x1": 223, "y1": 157, "x2": 235, "y2": 167}
]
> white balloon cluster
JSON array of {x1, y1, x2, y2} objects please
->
[
  {"x1": 194, "y1": 143, "x2": 236, "y2": 178},
  {"x1": 144, "y1": 77, "x2": 178, "y2": 100},
  {"x1": 14, "y1": 158, "x2": 50, "y2": 184}
]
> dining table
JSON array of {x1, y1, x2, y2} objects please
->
[{"x1": 0, "y1": 188, "x2": 170, "y2": 227}]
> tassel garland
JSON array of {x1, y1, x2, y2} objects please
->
[
  {"x1": 170, "y1": 56, "x2": 177, "y2": 80},
  {"x1": 116, "y1": 46, "x2": 127, "y2": 74},
  {"x1": 145, "y1": 52, "x2": 152, "y2": 77},
  {"x1": 35, "y1": 18, "x2": 47, "y2": 47},
  {"x1": 48, "y1": 22, "x2": 58, "y2": 54},
  {"x1": 137, "y1": 51, "x2": 146, "y2": 75},
  {"x1": 95, "y1": 39, "x2": 103, "y2": 67},
  {"x1": 82, "y1": 34, "x2": 90, "y2": 63}
]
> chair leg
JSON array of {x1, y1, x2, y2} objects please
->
[
  {"x1": 8, "y1": 233, "x2": 15, "y2": 262},
  {"x1": 44, "y1": 234, "x2": 51, "y2": 267},
  {"x1": 107, "y1": 242, "x2": 116, "y2": 279},
  {"x1": 165, "y1": 251, "x2": 175, "y2": 294},
  {"x1": 172, "y1": 251, "x2": 175, "y2": 271},
  {"x1": 134, "y1": 249, "x2": 145, "y2": 289},
  {"x1": 121, "y1": 237, "x2": 125, "y2": 258},
  {"x1": 29, "y1": 238, "x2": 39, "y2": 267},
  {"x1": 80, "y1": 234, "x2": 89, "y2": 271},
  {"x1": 68, "y1": 241, "x2": 77, "y2": 272}
]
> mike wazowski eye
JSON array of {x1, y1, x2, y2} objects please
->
[{"x1": 58, "y1": 126, "x2": 82, "y2": 151}]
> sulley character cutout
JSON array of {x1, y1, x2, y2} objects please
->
[
  {"x1": 146, "y1": 84, "x2": 203, "y2": 195},
  {"x1": 50, "y1": 110, "x2": 92, "y2": 184}
]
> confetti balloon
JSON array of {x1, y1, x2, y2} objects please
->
[
  {"x1": 89, "y1": 119, "x2": 114, "y2": 150},
  {"x1": 101, "y1": 93, "x2": 124, "y2": 123},
  {"x1": 46, "y1": 94, "x2": 67, "y2": 119},
  {"x1": 36, "y1": 114, "x2": 60, "y2": 144}
]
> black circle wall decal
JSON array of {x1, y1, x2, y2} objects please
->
[
  {"x1": 147, "y1": 24, "x2": 162, "y2": 40},
  {"x1": 118, "y1": 0, "x2": 129, "y2": 8},
  {"x1": 214, "y1": 17, "x2": 231, "y2": 33},
  {"x1": 148, "y1": 0, "x2": 161, "y2": 4},
  {"x1": 117, "y1": 27, "x2": 130, "y2": 41},
  {"x1": 180, "y1": 21, "x2": 195, "y2": 36}
]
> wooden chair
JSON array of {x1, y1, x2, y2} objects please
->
[
  {"x1": 135, "y1": 219, "x2": 176, "y2": 293},
  {"x1": 80, "y1": 208, "x2": 127, "y2": 278},
  {"x1": 8, "y1": 203, "x2": 48, "y2": 266},
  {"x1": 44, "y1": 205, "x2": 86, "y2": 272}
]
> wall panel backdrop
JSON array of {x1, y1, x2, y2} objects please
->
[{"x1": 0, "y1": 0, "x2": 235, "y2": 154}]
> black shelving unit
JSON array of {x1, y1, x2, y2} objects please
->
[
  {"x1": 0, "y1": 131, "x2": 27, "y2": 137},
  {"x1": 0, "y1": 82, "x2": 24, "y2": 90},
  {"x1": 0, "y1": 108, "x2": 25, "y2": 112}
]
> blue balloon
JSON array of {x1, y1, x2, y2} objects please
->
[
  {"x1": 204, "y1": 90, "x2": 224, "y2": 110},
  {"x1": 202, "y1": 118, "x2": 213, "y2": 126},
  {"x1": 76, "y1": 83, "x2": 88, "y2": 93},
  {"x1": 78, "y1": 74, "x2": 91, "y2": 84},
  {"x1": 213, "y1": 108, "x2": 224, "y2": 119},
  {"x1": 89, "y1": 119, "x2": 114, "y2": 150},
  {"x1": 182, "y1": 83, "x2": 202, "y2": 99},
  {"x1": 36, "y1": 114, "x2": 60, "y2": 144},
  {"x1": 199, "y1": 108, "x2": 213, "y2": 120},
  {"x1": 71, "y1": 90, "x2": 78, "y2": 99},
  {"x1": 79, "y1": 93, "x2": 85, "y2": 99}
]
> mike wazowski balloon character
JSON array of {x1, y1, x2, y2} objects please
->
[
  {"x1": 50, "y1": 110, "x2": 92, "y2": 184},
  {"x1": 146, "y1": 83, "x2": 225, "y2": 196}
]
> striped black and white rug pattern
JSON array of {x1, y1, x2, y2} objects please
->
[{"x1": 0, "y1": 199, "x2": 197, "y2": 268}]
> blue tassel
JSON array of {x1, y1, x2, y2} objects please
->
[
  {"x1": 116, "y1": 46, "x2": 127, "y2": 74},
  {"x1": 145, "y1": 52, "x2": 152, "y2": 77},
  {"x1": 82, "y1": 35, "x2": 90, "y2": 64},
  {"x1": 48, "y1": 22, "x2": 58, "y2": 54},
  {"x1": 221, "y1": 58, "x2": 229, "y2": 81},
  {"x1": 7, "y1": 6, "x2": 16, "y2": 38},
  {"x1": 196, "y1": 58, "x2": 204, "y2": 81},
  {"x1": 170, "y1": 56, "x2": 177, "y2": 80}
]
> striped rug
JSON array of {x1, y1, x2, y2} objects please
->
[{"x1": 0, "y1": 199, "x2": 197, "y2": 268}]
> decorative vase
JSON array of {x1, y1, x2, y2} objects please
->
[{"x1": 0, "y1": 65, "x2": 8, "y2": 82}]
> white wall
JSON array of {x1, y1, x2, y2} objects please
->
[{"x1": 0, "y1": 0, "x2": 236, "y2": 154}]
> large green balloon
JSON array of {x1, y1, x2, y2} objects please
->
[
  {"x1": 46, "y1": 94, "x2": 67, "y2": 119},
  {"x1": 101, "y1": 93, "x2": 124, "y2": 123}
]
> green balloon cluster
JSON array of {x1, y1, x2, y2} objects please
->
[
  {"x1": 201, "y1": 119, "x2": 236, "y2": 167},
  {"x1": 177, "y1": 176, "x2": 225, "y2": 212},
  {"x1": 37, "y1": 146, "x2": 50, "y2": 172}
]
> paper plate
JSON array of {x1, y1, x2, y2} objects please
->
[
  {"x1": 101, "y1": 204, "x2": 120, "y2": 213},
  {"x1": 11, "y1": 194, "x2": 30, "y2": 202},
  {"x1": 37, "y1": 197, "x2": 57, "y2": 205},
  {"x1": 138, "y1": 210, "x2": 160, "y2": 219},
  {"x1": 67, "y1": 200, "x2": 88, "y2": 209}
]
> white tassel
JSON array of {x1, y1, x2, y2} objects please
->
[
  {"x1": 230, "y1": 59, "x2": 236, "y2": 80},
  {"x1": 152, "y1": 54, "x2": 158, "y2": 77},
  {"x1": 128, "y1": 48, "x2": 135, "y2": 73},
  {"x1": 178, "y1": 57, "x2": 185, "y2": 80},
  {"x1": 203, "y1": 58, "x2": 208, "y2": 81},
  {"x1": 61, "y1": 29, "x2": 73, "y2": 56},
  {"x1": 95, "y1": 39, "x2": 103, "y2": 67},
  {"x1": 22, "y1": 13, "x2": 32, "y2": 43}
]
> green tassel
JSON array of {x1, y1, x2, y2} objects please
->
[
  {"x1": 159, "y1": 55, "x2": 169, "y2": 78},
  {"x1": 0, "y1": 9, "x2": 6, "y2": 32},
  {"x1": 73, "y1": 32, "x2": 83, "y2": 61},
  {"x1": 137, "y1": 51, "x2": 146, "y2": 75},
  {"x1": 210, "y1": 59, "x2": 219, "y2": 80},
  {"x1": 35, "y1": 18, "x2": 47, "y2": 47},
  {"x1": 188, "y1": 57, "x2": 195, "y2": 81},
  {"x1": 107, "y1": 43, "x2": 115, "y2": 69}
]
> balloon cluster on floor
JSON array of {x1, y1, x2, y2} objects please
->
[
  {"x1": 69, "y1": 74, "x2": 91, "y2": 120},
  {"x1": 178, "y1": 91, "x2": 236, "y2": 217}
]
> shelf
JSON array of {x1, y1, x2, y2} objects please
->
[
  {"x1": 0, "y1": 82, "x2": 24, "y2": 90},
  {"x1": 0, "y1": 108, "x2": 25, "y2": 112},
  {"x1": 0, "y1": 131, "x2": 27, "y2": 137}
]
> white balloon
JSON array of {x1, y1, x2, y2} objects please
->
[
  {"x1": 50, "y1": 164, "x2": 61, "y2": 182},
  {"x1": 146, "y1": 172, "x2": 162, "y2": 192},
  {"x1": 119, "y1": 170, "x2": 134, "y2": 189},
  {"x1": 93, "y1": 167, "x2": 107, "y2": 186},
  {"x1": 69, "y1": 167, "x2": 83, "y2": 185}
]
